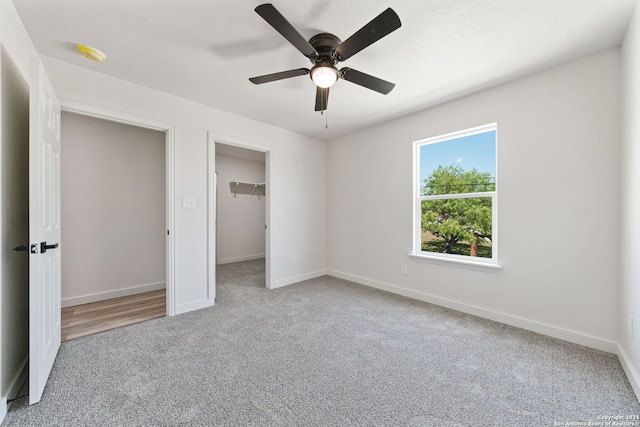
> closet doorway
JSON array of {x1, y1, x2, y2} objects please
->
[
  {"x1": 60, "y1": 109, "x2": 172, "y2": 341},
  {"x1": 209, "y1": 137, "x2": 273, "y2": 295}
]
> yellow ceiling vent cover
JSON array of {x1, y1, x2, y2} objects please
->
[{"x1": 77, "y1": 45, "x2": 106, "y2": 62}]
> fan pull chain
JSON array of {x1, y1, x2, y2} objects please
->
[{"x1": 324, "y1": 109, "x2": 329, "y2": 129}]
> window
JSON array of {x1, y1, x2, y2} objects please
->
[{"x1": 412, "y1": 124, "x2": 498, "y2": 267}]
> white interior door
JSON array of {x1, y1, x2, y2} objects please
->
[{"x1": 29, "y1": 57, "x2": 62, "y2": 405}]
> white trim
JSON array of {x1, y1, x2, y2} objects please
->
[
  {"x1": 617, "y1": 344, "x2": 640, "y2": 403},
  {"x1": 207, "y1": 134, "x2": 217, "y2": 307},
  {"x1": 420, "y1": 191, "x2": 496, "y2": 201},
  {"x1": 414, "y1": 122, "x2": 498, "y2": 146},
  {"x1": 59, "y1": 99, "x2": 177, "y2": 317},
  {"x1": 61, "y1": 99, "x2": 170, "y2": 131},
  {"x1": 209, "y1": 134, "x2": 273, "y2": 153},
  {"x1": 0, "y1": 397, "x2": 5, "y2": 425},
  {"x1": 273, "y1": 270, "x2": 328, "y2": 289},
  {"x1": 0, "y1": 47, "x2": 4, "y2": 426},
  {"x1": 165, "y1": 126, "x2": 176, "y2": 316},
  {"x1": 0, "y1": 356, "x2": 28, "y2": 420},
  {"x1": 217, "y1": 254, "x2": 266, "y2": 265},
  {"x1": 409, "y1": 253, "x2": 502, "y2": 271},
  {"x1": 7, "y1": 357, "x2": 28, "y2": 401},
  {"x1": 61, "y1": 282, "x2": 166, "y2": 307},
  {"x1": 327, "y1": 269, "x2": 618, "y2": 354},
  {"x1": 265, "y1": 150, "x2": 274, "y2": 290},
  {"x1": 209, "y1": 134, "x2": 275, "y2": 290},
  {"x1": 413, "y1": 123, "x2": 499, "y2": 267}
]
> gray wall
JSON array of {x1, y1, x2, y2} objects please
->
[
  {"x1": 620, "y1": 1, "x2": 640, "y2": 398},
  {"x1": 61, "y1": 112, "x2": 166, "y2": 306},
  {"x1": 43, "y1": 54, "x2": 328, "y2": 303},
  {"x1": 0, "y1": 47, "x2": 29, "y2": 401},
  {"x1": 328, "y1": 48, "x2": 621, "y2": 351},
  {"x1": 0, "y1": 1, "x2": 39, "y2": 414},
  {"x1": 215, "y1": 153, "x2": 265, "y2": 264}
]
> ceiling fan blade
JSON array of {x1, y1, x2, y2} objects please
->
[
  {"x1": 255, "y1": 4, "x2": 317, "y2": 58},
  {"x1": 249, "y1": 68, "x2": 310, "y2": 84},
  {"x1": 340, "y1": 68, "x2": 395, "y2": 94},
  {"x1": 315, "y1": 86, "x2": 329, "y2": 111},
  {"x1": 335, "y1": 8, "x2": 401, "y2": 61}
]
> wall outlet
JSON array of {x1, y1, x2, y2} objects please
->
[
  {"x1": 629, "y1": 316, "x2": 634, "y2": 338},
  {"x1": 291, "y1": 257, "x2": 297, "y2": 266},
  {"x1": 182, "y1": 197, "x2": 196, "y2": 209},
  {"x1": 401, "y1": 265, "x2": 408, "y2": 275}
]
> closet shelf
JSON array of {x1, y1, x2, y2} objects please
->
[{"x1": 230, "y1": 181, "x2": 266, "y2": 199}]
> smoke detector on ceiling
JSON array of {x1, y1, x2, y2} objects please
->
[{"x1": 76, "y1": 45, "x2": 106, "y2": 62}]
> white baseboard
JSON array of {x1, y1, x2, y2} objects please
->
[
  {"x1": 1, "y1": 356, "x2": 28, "y2": 422},
  {"x1": 327, "y1": 269, "x2": 618, "y2": 354},
  {"x1": 617, "y1": 344, "x2": 640, "y2": 403},
  {"x1": 62, "y1": 282, "x2": 166, "y2": 307},
  {"x1": 272, "y1": 269, "x2": 328, "y2": 289},
  {"x1": 217, "y1": 254, "x2": 265, "y2": 265},
  {"x1": 7, "y1": 357, "x2": 28, "y2": 400},
  {"x1": 0, "y1": 397, "x2": 6, "y2": 426}
]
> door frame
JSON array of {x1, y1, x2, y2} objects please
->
[
  {"x1": 208, "y1": 133, "x2": 274, "y2": 291},
  {"x1": 60, "y1": 99, "x2": 177, "y2": 315}
]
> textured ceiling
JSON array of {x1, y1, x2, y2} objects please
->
[{"x1": 11, "y1": 0, "x2": 638, "y2": 141}]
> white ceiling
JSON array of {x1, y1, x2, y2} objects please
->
[{"x1": 12, "y1": 0, "x2": 638, "y2": 141}]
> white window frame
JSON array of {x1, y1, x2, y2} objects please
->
[{"x1": 411, "y1": 123, "x2": 501, "y2": 270}]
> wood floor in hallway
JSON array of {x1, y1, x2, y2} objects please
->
[{"x1": 61, "y1": 289, "x2": 166, "y2": 342}]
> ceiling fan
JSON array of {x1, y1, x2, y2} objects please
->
[{"x1": 249, "y1": 3, "x2": 401, "y2": 112}]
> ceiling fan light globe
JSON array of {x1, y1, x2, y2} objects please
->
[{"x1": 311, "y1": 66, "x2": 338, "y2": 88}]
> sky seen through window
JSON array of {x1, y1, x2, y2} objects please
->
[{"x1": 419, "y1": 130, "x2": 496, "y2": 184}]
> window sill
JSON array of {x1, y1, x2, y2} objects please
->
[{"x1": 409, "y1": 253, "x2": 503, "y2": 272}]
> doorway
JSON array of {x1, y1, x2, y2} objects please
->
[
  {"x1": 59, "y1": 103, "x2": 175, "y2": 339},
  {"x1": 208, "y1": 135, "x2": 273, "y2": 297}
]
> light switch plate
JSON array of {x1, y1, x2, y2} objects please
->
[{"x1": 182, "y1": 197, "x2": 196, "y2": 209}]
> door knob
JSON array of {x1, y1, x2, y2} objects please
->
[{"x1": 40, "y1": 242, "x2": 59, "y2": 253}]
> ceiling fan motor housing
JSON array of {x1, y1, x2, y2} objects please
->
[
  {"x1": 249, "y1": 4, "x2": 401, "y2": 111},
  {"x1": 309, "y1": 33, "x2": 342, "y2": 62}
]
